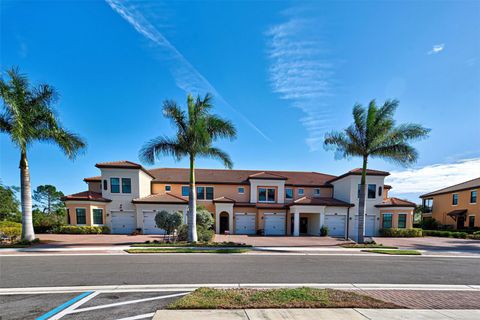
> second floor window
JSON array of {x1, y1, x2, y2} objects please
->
[
  {"x1": 238, "y1": 187, "x2": 245, "y2": 194},
  {"x1": 165, "y1": 185, "x2": 171, "y2": 192},
  {"x1": 298, "y1": 188, "x2": 304, "y2": 196},
  {"x1": 378, "y1": 186, "x2": 383, "y2": 197},
  {"x1": 181, "y1": 186, "x2": 189, "y2": 196},
  {"x1": 314, "y1": 188, "x2": 320, "y2": 196},
  {"x1": 197, "y1": 186, "x2": 214, "y2": 200},
  {"x1": 122, "y1": 178, "x2": 131, "y2": 193},
  {"x1": 471, "y1": 190, "x2": 477, "y2": 203},
  {"x1": 103, "y1": 179, "x2": 108, "y2": 190},
  {"x1": 110, "y1": 178, "x2": 120, "y2": 193},
  {"x1": 258, "y1": 187, "x2": 275, "y2": 202},
  {"x1": 285, "y1": 188, "x2": 293, "y2": 199},
  {"x1": 452, "y1": 194, "x2": 458, "y2": 205},
  {"x1": 358, "y1": 184, "x2": 377, "y2": 199}
]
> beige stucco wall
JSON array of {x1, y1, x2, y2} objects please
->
[
  {"x1": 428, "y1": 189, "x2": 479, "y2": 228},
  {"x1": 87, "y1": 181, "x2": 101, "y2": 193}
]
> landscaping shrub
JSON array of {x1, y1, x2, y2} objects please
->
[
  {"x1": 0, "y1": 221, "x2": 22, "y2": 228},
  {"x1": 53, "y1": 225, "x2": 110, "y2": 234},
  {"x1": 379, "y1": 228, "x2": 423, "y2": 237},
  {"x1": 423, "y1": 230, "x2": 468, "y2": 239},
  {"x1": 177, "y1": 224, "x2": 214, "y2": 242},
  {"x1": 320, "y1": 225, "x2": 328, "y2": 236},
  {"x1": 155, "y1": 210, "x2": 183, "y2": 236},
  {"x1": 0, "y1": 221, "x2": 22, "y2": 243},
  {"x1": 196, "y1": 207, "x2": 214, "y2": 229},
  {"x1": 420, "y1": 217, "x2": 439, "y2": 230}
]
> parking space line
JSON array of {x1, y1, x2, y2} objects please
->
[
  {"x1": 115, "y1": 312, "x2": 156, "y2": 320},
  {"x1": 69, "y1": 292, "x2": 189, "y2": 314},
  {"x1": 35, "y1": 291, "x2": 94, "y2": 320},
  {"x1": 49, "y1": 291, "x2": 101, "y2": 319}
]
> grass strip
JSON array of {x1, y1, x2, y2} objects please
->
[
  {"x1": 131, "y1": 241, "x2": 251, "y2": 248},
  {"x1": 341, "y1": 244, "x2": 398, "y2": 249},
  {"x1": 167, "y1": 287, "x2": 401, "y2": 309},
  {"x1": 362, "y1": 249, "x2": 421, "y2": 255},
  {"x1": 125, "y1": 248, "x2": 250, "y2": 254}
]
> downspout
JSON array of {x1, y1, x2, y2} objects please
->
[{"x1": 346, "y1": 206, "x2": 350, "y2": 240}]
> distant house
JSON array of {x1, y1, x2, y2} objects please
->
[
  {"x1": 420, "y1": 178, "x2": 479, "y2": 229},
  {"x1": 62, "y1": 160, "x2": 415, "y2": 238}
]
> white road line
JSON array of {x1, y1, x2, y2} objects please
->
[
  {"x1": 115, "y1": 312, "x2": 155, "y2": 320},
  {"x1": 1, "y1": 283, "x2": 479, "y2": 295},
  {"x1": 68, "y1": 292, "x2": 189, "y2": 314},
  {"x1": 48, "y1": 290, "x2": 101, "y2": 320}
]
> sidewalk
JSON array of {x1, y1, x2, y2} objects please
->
[{"x1": 153, "y1": 309, "x2": 480, "y2": 320}]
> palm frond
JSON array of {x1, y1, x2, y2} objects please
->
[
  {"x1": 206, "y1": 114, "x2": 236, "y2": 140},
  {"x1": 371, "y1": 143, "x2": 418, "y2": 166},
  {"x1": 163, "y1": 100, "x2": 187, "y2": 134},
  {"x1": 139, "y1": 135, "x2": 186, "y2": 164},
  {"x1": 201, "y1": 147, "x2": 233, "y2": 169},
  {"x1": 39, "y1": 127, "x2": 87, "y2": 160}
]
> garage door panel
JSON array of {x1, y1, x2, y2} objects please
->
[
  {"x1": 264, "y1": 214, "x2": 286, "y2": 236},
  {"x1": 352, "y1": 215, "x2": 376, "y2": 237},
  {"x1": 325, "y1": 215, "x2": 346, "y2": 237},
  {"x1": 143, "y1": 211, "x2": 167, "y2": 235},
  {"x1": 235, "y1": 214, "x2": 256, "y2": 235},
  {"x1": 111, "y1": 211, "x2": 136, "y2": 234}
]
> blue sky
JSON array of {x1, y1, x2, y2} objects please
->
[{"x1": 1, "y1": 0, "x2": 479, "y2": 202}]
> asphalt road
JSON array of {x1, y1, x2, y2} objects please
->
[{"x1": 2, "y1": 254, "x2": 480, "y2": 288}]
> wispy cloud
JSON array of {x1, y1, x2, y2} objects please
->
[
  {"x1": 265, "y1": 15, "x2": 335, "y2": 151},
  {"x1": 427, "y1": 43, "x2": 445, "y2": 55},
  {"x1": 386, "y1": 158, "x2": 480, "y2": 195},
  {"x1": 105, "y1": 0, "x2": 270, "y2": 141}
]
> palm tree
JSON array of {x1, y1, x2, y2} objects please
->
[
  {"x1": 324, "y1": 99, "x2": 429, "y2": 243},
  {"x1": 0, "y1": 68, "x2": 86, "y2": 241},
  {"x1": 139, "y1": 93, "x2": 236, "y2": 242}
]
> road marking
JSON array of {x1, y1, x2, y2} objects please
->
[
  {"x1": 48, "y1": 291, "x2": 101, "y2": 320},
  {"x1": 115, "y1": 312, "x2": 156, "y2": 320},
  {"x1": 68, "y1": 292, "x2": 189, "y2": 314},
  {"x1": 35, "y1": 291, "x2": 93, "y2": 320},
  {"x1": 2, "y1": 283, "x2": 480, "y2": 295}
]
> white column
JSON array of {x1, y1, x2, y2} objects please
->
[
  {"x1": 293, "y1": 212, "x2": 300, "y2": 236},
  {"x1": 215, "y1": 208, "x2": 220, "y2": 234},
  {"x1": 229, "y1": 208, "x2": 234, "y2": 233}
]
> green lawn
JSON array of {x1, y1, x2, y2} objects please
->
[
  {"x1": 167, "y1": 287, "x2": 400, "y2": 309},
  {"x1": 341, "y1": 244, "x2": 398, "y2": 249},
  {"x1": 130, "y1": 241, "x2": 251, "y2": 248},
  {"x1": 362, "y1": 249, "x2": 421, "y2": 255},
  {"x1": 125, "y1": 248, "x2": 250, "y2": 254}
]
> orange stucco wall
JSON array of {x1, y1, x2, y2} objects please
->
[
  {"x1": 65, "y1": 203, "x2": 107, "y2": 226},
  {"x1": 379, "y1": 209, "x2": 413, "y2": 229},
  {"x1": 427, "y1": 189, "x2": 479, "y2": 228}
]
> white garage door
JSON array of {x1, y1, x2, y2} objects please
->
[
  {"x1": 264, "y1": 214, "x2": 285, "y2": 236},
  {"x1": 111, "y1": 211, "x2": 136, "y2": 234},
  {"x1": 353, "y1": 215, "x2": 376, "y2": 237},
  {"x1": 324, "y1": 215, "x2": 346, "y2": 237},
  {"x1": 235, "y1": 214, "x2": 256, "y2": 235},
  {"x1": 143, "y1": 211, "x2": 166, "y2": 235}
]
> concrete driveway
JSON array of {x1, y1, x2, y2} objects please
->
[
  {"x1": 374, "y1": 237, "x2": 480, "y2": 253},
  {"x1": 214, "y1": 234, "x2": 351, "y2": 247}
]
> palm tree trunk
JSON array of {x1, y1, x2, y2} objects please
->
[
  {"x1": 188, "y1": 155, "x2": 198, "y2": 242},
  {"x1": 20, "y1": 150, "x2": 35, "y2": 241},
  {"x1": 357, "y1": 155, "x2": 368, "y2": 244}
]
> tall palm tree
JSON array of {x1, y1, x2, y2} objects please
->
[
  {"x1": 324, "y1": 99, "x2": 429, "y2": 243},
  {"x1": 139, "y1": 93, "x2": 236, "y2": 242},
  {"x1": 0, "y1": 68, "x2": 86, "y2": 241}
]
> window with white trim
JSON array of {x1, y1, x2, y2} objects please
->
[
  {"x1": 92, "y1": 208, "x2": 103, "y2": 224},
  {"x1": 314, "y1": 188, "x2": 320, "y2": 196},
  {"x1": 258, "y1": 187, "x2": 275, "y2": 202},
  {"x1": 285, "y1": 188, "x2": 293, "y2": 199},
  {"x1": 238, "y1": 187, "x2": 245, "y2": 194},
  {"x1": 298, "y1": 188, "x2": 304, "y2": 196},
  {"x1": 76, "y1": 208, "x2": 86, "y2": 225}
]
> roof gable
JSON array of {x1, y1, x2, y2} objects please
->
[{"x1": 420, "y1": 177, "x2": 480, "y2": 198}]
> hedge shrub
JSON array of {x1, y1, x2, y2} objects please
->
[
  {"x1": 177, "y1": 224, "x2": 214, "y2": 242},
  {"x1": 423, "y1": 230, "x2": 468, "y2": 239},
  {"x1": 379, "y1": 228, "x2": 423, "y2": 237},
  {"x1": 53, "y1": 225, "x2": 110, "y2": 234},
  {"x1": 0, "y1": 221, "x2": 22, "y2": 242}
]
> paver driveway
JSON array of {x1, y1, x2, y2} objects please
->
[{"x1": 214, "y1": 234, "x2": 351, "y2": 247}]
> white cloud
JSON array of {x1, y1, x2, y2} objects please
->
[
  {"x1": 105, "y1": 0, "x2": 270, "y2": 141},
  {"x1": 265, "y1": 15, "x2": 335, "y2": 151},
  {"x1": 427, "y1": 43, "x2": 445, "y2": 55},
  {"x1": 386, "y1": 158, "x2": 480, "y2": 195}
]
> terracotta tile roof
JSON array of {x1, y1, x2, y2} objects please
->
[
  {"x1": 61, "y1": 191, "x2": 111, "y2": 202},
  {"x1": 132, "y1": 193, "x2": 188, "y2": 204},
  {"x1": 83, "y1": 176, "x2": 101, "y2": 182},
  {"x1": 289, "y1": 196, "x2": 354, "y2": 207},
  {"x1": 148, "y1": 168, "x2": 336, "y2": 187},
  {"x1": 384, "y1": 184, "x2": 392, "y2": 190},
  {"x1": 248, "y1": 172, "x2": 288, "y2": 180},
  {"x1": 375, "y1": 197, "x2": 416, "y2": 208},
  {"x1": 213, "y1": 196, "x2": 236, "y2": 203},
  {"x1": 95, "y1": 160, "x2": 155, "y2": 179},
  {"x1": 420, "y1": 177, "x2": 480, "y2": 198},
  {"x1": 255, "y1": 203, "x2": 287, "y2": 209},
  {"x1": 327, "y1": 168, "x2": 390, "y2": 183}
]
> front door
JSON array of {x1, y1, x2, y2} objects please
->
[
  {"x1": 220, "y1": 216, "x2": 229, "y2": 234},
  {"x1": 300, "y1": 217, "x2": 308, "y2": 234},
  {"x1": 457, "y1": 216, "x2": 465, "y2": 229}
]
